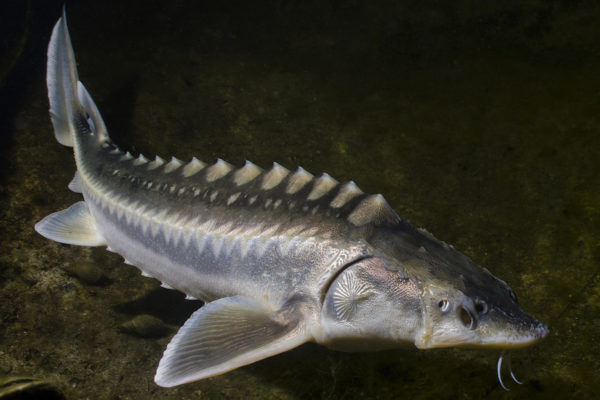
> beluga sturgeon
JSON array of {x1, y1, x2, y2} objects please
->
[{"x1": 36, "y1": 10, "x2": 549, "y2": 388}]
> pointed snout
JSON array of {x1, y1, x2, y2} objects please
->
[
  {"x1": 505, "y1": 321, "x2": 549, "y2": 349},
  {"x1": 478, "y1": 314, "x2": 549, "y2": 350}
]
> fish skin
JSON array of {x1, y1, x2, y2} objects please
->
[{"x1": 35, "y1": 10, "x2": 548, "y2": 388}]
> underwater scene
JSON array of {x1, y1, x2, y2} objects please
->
[{"x1": 0, "y1": 1, "x2": 599, "y2": 399}]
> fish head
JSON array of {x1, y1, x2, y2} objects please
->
[
  {"x1": 415, "y1": 272, "x2": 549, "y2": 350},
  {"x1": 403, "y1": 229, "x2": 550, "y2": 350},
  {"x1": 318, "y1": 226, "x2": 548, "y2": 352},
  {"x1": 319, "y1": 256, "x2": 424, "y2": 351}
]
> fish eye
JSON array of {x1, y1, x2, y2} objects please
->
[
  {"x1": 459, "y1": 306, "x2": 477, "y2": 330},
  {"x1": 438, "y1": 299, "x2": 450, "y2": 312},
  {"x1": 474, "y1": 300, "x2": 488, "y2": 315}
]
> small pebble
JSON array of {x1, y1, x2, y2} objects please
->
[
  {"x1": 63, "y1": 262, "x2": 104, "y2": 285},
  {"x1": 119, "y1": 315, "x2": 171, "y2": 338}
]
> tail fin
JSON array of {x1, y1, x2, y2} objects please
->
[{"x1": 46, "y1": 8, "x2": 108, "y2": 147}]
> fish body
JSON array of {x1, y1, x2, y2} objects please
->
[{"x1": 36, "y1": 11, "x2": 548, "y2": 387}]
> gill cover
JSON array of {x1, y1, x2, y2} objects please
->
[{"x1": 319, "y1": 257, "x2": 422, "y2": 351}]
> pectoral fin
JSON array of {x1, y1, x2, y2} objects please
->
[
  {"x1": 35, "y1": 201, "x2": 105, "y2": 246},
  {"x1": 154, "y1": 296, "x2": 311, "y2": 387}
]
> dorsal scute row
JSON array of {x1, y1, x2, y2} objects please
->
[{"x1": 108, "y1": 146, "x2": 400, "y2": 228}]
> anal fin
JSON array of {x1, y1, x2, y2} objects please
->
[
  {"x1": 35, "y1": 201, "x2": 106, "y2": 246},
  {"x1": 68, "y1": 171, "x2": 83, "y2": 193},
  {"x1": 154, "y1": 296, "x2": 311, "y2": 387}
]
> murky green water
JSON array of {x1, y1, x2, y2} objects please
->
[{"x1": 1, "y1": 1, "x2": 599, "y2": 399}]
